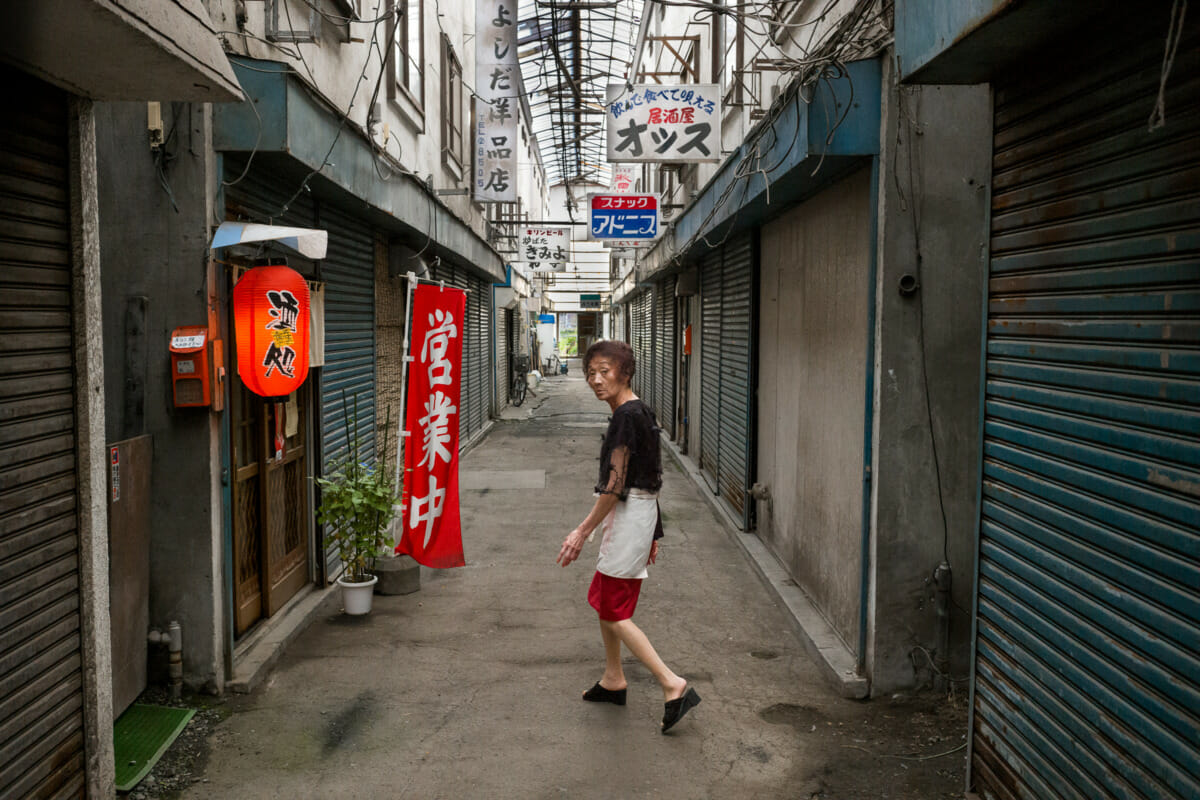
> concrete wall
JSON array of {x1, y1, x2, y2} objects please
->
[
  {"x1": 868, "y1": 67, "x2": 991, "y2": 692},
  {"x1": 757, "y1": 166, "x2": 872, "y2": 648},
  {"x1": 95, "y1": 101, "x2": 224, "y2": 689}
]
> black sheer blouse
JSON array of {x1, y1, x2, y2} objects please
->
[{"x1": 594, "y1": 399, "x2": 663, "y2": 499}]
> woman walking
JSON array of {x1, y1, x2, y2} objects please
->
[{"x1": 556, "y1": 340, "x2": 701, "y2": 734}]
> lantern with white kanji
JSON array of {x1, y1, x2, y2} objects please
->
[{"x1": 232, "y1": 264, "x2": 310, "y2": 398}]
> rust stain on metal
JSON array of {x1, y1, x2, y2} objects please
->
[{"x1": 1146, "y1": 468, "x2": 1199, "y2": 498}]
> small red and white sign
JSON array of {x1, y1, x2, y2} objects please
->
[
  {"x1": 110, "y1": 446, "x2": 120, "y2": 503},
  {"x1": 396, "y1": 285, "x2": 467, "y2": 568}
]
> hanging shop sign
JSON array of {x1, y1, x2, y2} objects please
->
[
  {"x1": 521, "y1": 226, "x2": 571, "y2": 271},
  {"x1": 396, "y1": 284, "x2": 467, "y2": 568},
  {"x1": 232, "y1": 264, "x2": 310, "y2": 398},
  {"x1": 474, "y1": 0, "x2": 519, "y2": 203},
  {"x1": 602, "y1": 238, "x2": 653, "y2": 249},
  {"x1": 588, "y1": 193, "x2": 659, "y2": 240},
  {"x1": 606, "y1": 83, "x2": 721, "y2": 163},
  {"x1": 611, "y1": 164, "x2": 637, "y2": 193}
]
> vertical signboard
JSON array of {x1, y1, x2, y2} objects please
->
[
  {"x1": 396, "y1": 285, "x2": 467, "y2": 568},
  {"x1": 520, "y1": 226, "x2": 571, "y2": 271},
  {"x1": 475, "y1": 0, "x2": 519, "y2": 203},
  {"x1": 606, "y1": 84, "x2": 721, "y2": 163}
]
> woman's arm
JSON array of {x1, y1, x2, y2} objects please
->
[{"x1": 556, "y1": 446, "x2": 629, "y2": 567}]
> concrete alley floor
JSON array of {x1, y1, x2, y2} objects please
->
[{"x1": 169, "y1": 366, "x2": 968, "y2": 800}]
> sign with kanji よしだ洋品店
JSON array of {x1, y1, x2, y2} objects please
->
[
  {"x1": 474, "y1": 0, "x2": 519, "y2": 203},
  {"x1": 588, "y1": 194, "x2": 659, "y2": 241},
  {"x1": 605, "y1": 84, "x2": 720, "y2": 163},
  {"x1": 396, "y1": 285, "x2": 467, "y2": 568}
]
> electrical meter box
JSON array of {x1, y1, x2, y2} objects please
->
[{"x1": 169, "y1": 326, "x2": 211, "y2": 407}]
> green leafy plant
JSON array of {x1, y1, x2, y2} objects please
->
[{"x1": 315, "y1": 393, "x2": 399, "y2": 584}]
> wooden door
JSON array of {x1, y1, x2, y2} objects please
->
[{"x1": 231, "y1": 379, "x2": 311, "y2": 635}]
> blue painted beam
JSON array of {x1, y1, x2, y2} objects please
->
[
  {"x1": 642, "y1": 57, "x2": 881, "y2": 278},
  {"x1": 213, "y1": 57, "x2": 505, "y2": 282}
]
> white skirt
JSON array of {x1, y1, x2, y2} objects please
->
[{"x1": 595, "y1": 489, "x2": 658, "y2": 580}]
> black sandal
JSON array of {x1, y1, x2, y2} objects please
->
[
  {"x1": 582, "y1": 682, "x2": 627, "y2": 706},
  {"x1": 661, "y1": 687, "x2": 701, "y2": 733}
]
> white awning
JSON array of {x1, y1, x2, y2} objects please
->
[{"x1": 210, "y1": 222, "x2": 328, "y2": 260}]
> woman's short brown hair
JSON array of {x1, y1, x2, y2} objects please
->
[{"x1": 583, "y1": 339, "x2": 636, "y2": 383}]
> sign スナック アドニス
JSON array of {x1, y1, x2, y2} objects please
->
[{"x1": 588, "y1": 193, "x2": 659, "y2": 241}]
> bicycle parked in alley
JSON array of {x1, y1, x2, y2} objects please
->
[{"x1": 511, "y1": 354, "x2": 530, "y2": 407}]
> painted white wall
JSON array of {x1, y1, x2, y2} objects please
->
[{"x1": 205, "y1": 0, "x2": 549, "y2": 245}]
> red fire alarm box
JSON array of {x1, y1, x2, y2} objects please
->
[{"x1": 169, "y1": 326, "x2": 211, "y2": 407}]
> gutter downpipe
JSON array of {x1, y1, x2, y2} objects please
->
[{"x1": 857, "y1": 154, "x2": 881, "y2": 678}]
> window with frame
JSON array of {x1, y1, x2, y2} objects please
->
[
  {"x1": 388, "y1": 0, "x2": 424, "y2": 109},
  {"x1": 441, "y1": 36, "x2": 464, "y2": 171}
]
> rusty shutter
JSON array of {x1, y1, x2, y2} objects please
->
[
  {"x1": 971, "y1": 27, "x2": 1200, "y2": 800},
  {"x1": 0, "y1": 70, "x2": 87, "y2": 799}
]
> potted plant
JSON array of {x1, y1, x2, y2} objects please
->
[{"x1": 316, "y1": 395, "x2": 399, "y2": 615}]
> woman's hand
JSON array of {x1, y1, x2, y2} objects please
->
[
  {"x1": 557, "y1": 528, "x2": 587, "y2": 567},
  {"x1": 648, "y1": 540, "x2": 659, "y2": 565}
]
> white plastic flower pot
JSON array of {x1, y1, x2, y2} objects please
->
[{"x1": 337, "y1": 575, "x2": 379, "y2": 615}]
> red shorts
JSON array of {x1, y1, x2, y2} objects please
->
[{"x1": 588, "y1": 571, "x2": 643, "y2": 621}]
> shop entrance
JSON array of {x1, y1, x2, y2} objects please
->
[{"x1": 230, "y1": 367, "x2": 312, "y2": 635}]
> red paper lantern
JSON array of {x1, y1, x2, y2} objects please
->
[{"x1": 233, "y1": 264, "x2": 310, "y2": 398}]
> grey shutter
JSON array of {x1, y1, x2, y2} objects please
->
[
  {"x1": 0, "y1": 72, "x2": 87, "y2": 799},
  {"x1": 654, "y1": 276, "x2": 677, "y2": 438},
  {"x1": 317, "y1": 203, "x2": 376, "y2": 578},
  {"x1": 971, "y1": 30, "x2": 1200, "y2": 800},
  {"x1": 699, "y1": 249, "x2": 722, "y2": 491},
  {"x1": 718, "y1": 235, "x2": 754, "y2": 526},
  {"x1": 631, "y1": 292, "x2": 649, "y2": 399},
  {"x1": 431, "y1": 262, "x2": 489, "y2": 443}
]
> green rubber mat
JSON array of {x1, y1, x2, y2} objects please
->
[{"x1": 113, "y1": 704, "x2": 195, "y2": 791}]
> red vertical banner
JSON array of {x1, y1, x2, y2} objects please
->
[{"x1": 396, "y1": 285, "x2": 467, "y2": 568}]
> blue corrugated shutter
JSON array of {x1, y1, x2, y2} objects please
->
[
  {"x1": 971, "y1": 30, "x2": 1200, "y2": 800},
  {"x1": 317, "y1": 203, "x2": 376, "y2": 578}
]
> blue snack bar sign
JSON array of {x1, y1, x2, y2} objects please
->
[{"x1": 588, "y1": 193, "x2": 659, "y2": 240}]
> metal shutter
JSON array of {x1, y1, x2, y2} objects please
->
[
  {"x1": 641, "y1": 290, "x2": 657, "y2": 415},
  {"x1": 0, "y1": 73, "x2": 87, "y2": 799},
  {"x1": 631, "y1": 291, "x2": 650, "y2": 401},
  {"x1": 971, "y1": 30, "x2": 1200, "y2": 800},
  {"x1": 497, "y1": 307, "x2": 509, "y2": 406},
  {"x1": 718, "y1": 235, "x2": 754, "y2": 526},
  {"x1": 431, "y1": 262, "x2": 489, "y2": 442},
  {"x1": 317, "y1": 203, "x2": 376, "y2": 578},
  {"x1": 654, "y1": 276, "x2": 677, "y2": 438},
  {"x1": 698, "y1": 248, "x2": 722, "y2": 491}
]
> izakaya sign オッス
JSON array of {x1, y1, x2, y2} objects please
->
[
  {"x1": 396, "y1": 285, "x2": 466, "y2": 568},
  {"x1": 232, "y1": 264, "x2": 310, "y2": 398},
  {"x1": 521, "y1": 226, "x2": 570, "y2": 271},
  {"x1": 606, "y1": 84, "x2": 721, "y2": 163},
  {"x1": 588, "y1": 194, "x2": 659, "y2": 240}
]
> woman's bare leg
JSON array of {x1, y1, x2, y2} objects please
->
[
  {"x1": 604, "y1": 619, "x2": 687, "y2": 701},
  {"x1": 597, "y1": 618, "x2": 627, "y2": 690}
]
